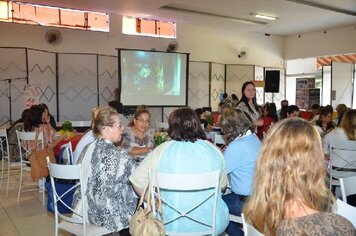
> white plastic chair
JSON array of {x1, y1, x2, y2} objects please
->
[
  {"x1": 150, "y1": 169, "x2": 220, "y2": 235},
  {"x1": 16, "y1": 130, "x2": 45, "y2": 203},
  {"x1": 340, "y1": 176, "x2": 356, "y2": 204},
  {"x1": 0, "y1": 128, "x2": 13, "y2": 197},
  {"x1": 335, "y1": 199, "x2": 356, "y2": 228},
  {"x1": 60, "y1": 142, "x2": 73, "y2": 165},
  {"x1": 328, "y1": 139, "x2": 356, "y2": 188},
  {"x1": 155, "y1": 121, "x2": 169, "y2": 131},
  {"x1": 46, "y1": 157, "x2": 112, "y2": 236},
  {"x1": 242, "y1": 213, "x2": 264, "y2": 236}
]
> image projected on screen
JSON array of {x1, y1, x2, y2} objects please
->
[{"x1": 120, "y1": 50, "x2": 188, "y2": 106}]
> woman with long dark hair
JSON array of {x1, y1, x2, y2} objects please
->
[{"x1": 236, "y1": 81, "x2": 263, "y2": 130}]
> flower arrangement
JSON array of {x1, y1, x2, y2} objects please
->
[
  {"x1": 154, "y1": 132, "x2": 169, "y2": 146},
  {"x1": 57, "y1": 121, "x2": 76, "y2": 138},
  {"x1": 62, "y1": 120, "x2": 73, "y2": 132}
]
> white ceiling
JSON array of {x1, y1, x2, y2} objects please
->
[{"x1": 21, "y1": 0, "x2": 356, "y2": 36}]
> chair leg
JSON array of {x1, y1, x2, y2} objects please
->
[
  {"x1": 0, "y1": 158, "x2": 4, "y2": 191},
  {"x1": 6, "y1": 162, "x2": 10, "y2": 197},
  {"x1": 17, "y1": 166, "x2": 23, "y2": 203},
  {"x1": 42, "y1": 177, "x2": 45, "y2": 206}
]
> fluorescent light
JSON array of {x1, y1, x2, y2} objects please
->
[{"x1": 250, "y1": 13, "x2": 278, "y2": 21}]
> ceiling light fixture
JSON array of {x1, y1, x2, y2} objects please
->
[{"x1": 250, "y1": 13, "x2": 278, "y2": 21}]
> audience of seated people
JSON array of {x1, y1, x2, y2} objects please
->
[
  {"x1": 277, "y1": 99, "x2": 288, "y2": 119},
  {"x1": 219, "y1": 108, "x2": 261, "y2": 236},
  {"x1": 130, "y1": 107, "x2": 229, "y2": 235},
  {"x1": 244, "y1": 118, "x2": 355, "y2": 235},
  {"x1": 121, "y1": 108, "x2": 155, "y2": 160}
]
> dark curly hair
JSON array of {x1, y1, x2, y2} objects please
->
[{"x1": 168, "y1": 107, "x2": 206, "y2": 142}]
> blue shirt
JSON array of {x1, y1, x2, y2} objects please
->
[{"x1": 224, "y1": 131, "x2": 261, "y2": 196}]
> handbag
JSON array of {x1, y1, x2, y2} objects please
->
[
  {"x1": 129, "y1": 176, "x2": 165, "y2": 236},
  {"x1": 29, "y1": 129, "x2": 56, "y2": 179},
  {"x1": 45, "y1": 179, "x2": 76, "y2": 214}
]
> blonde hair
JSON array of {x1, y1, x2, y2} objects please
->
[
  {"x1": 92, "y1": 106, "x2": 118, "y2": 136},
  {"x1": 243, "y1": 118, "x2": 335, "y2": 235},
  {"x1": 340, "y1": 109, "x2": 356, "y2": 140}
]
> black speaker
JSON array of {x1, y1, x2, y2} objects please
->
[{"x1": 265, "y1": 70, "x2": 280, "y2": 93}]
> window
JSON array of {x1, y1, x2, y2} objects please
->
[
  {"x1": 0, "y1": 1, "x2": 109, "y2": 32},
  {"x1": 122, "y1": 16, "x2": 176, "y2": 38}
]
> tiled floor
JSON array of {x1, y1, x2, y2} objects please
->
[{"x1": 0, "y1": 161, "x2": 71, "y2": 236}]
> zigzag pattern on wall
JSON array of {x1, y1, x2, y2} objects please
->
[
  {"x1": 61, "y1": 86, "x2": 96, "y2": 102},
  {"x1": 99, "y1": 70, "x2": 118, "y2": 79},
  {"x1": 59, "y1": 66, "x2": 96, "y2": 76},
  {"x1": 100, "y1": 87, "x2": 114, "y2": 102},
  {"x1": 189, "y1": 72, "x2": 209, "y2": 81},
  {"x1": 211, "y1": 88, "x2": 224, "y2": 101},
  {"x1": 0, "y1": 62, "x2": 26, "y2": 73},
  {"x1": 30, "y1": 64, "x2": 55, "y2": 75},
  {"x1": 211, "y1": 74, "x2": 224, "y2": 81},
  {"x1": 227, "y1": 74, "x2": 251, "y2": 82},
  {"x1": 188, "y1": 88, "x2": 209, "y2": 101},
  {"x1": 40, "y1": 86, "x2": 56, "y2": 102}
]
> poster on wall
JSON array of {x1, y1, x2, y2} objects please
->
[
  {"x1": 24, "y1": 84, "x2": 41, "y2": 109},
  {"x1": 296, "y1": 78, "x2": 315, "y2": 110},
  {"x1": 308, "y1": 89, "x2": 320, "y2": 108}
]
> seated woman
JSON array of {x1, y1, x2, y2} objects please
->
[
  {"x1": 74, "y1": 106, "x2": 137, "y2": 234},
  {"x1": 24, "y1": 105, "x2": 66, "y2": 150},
  {"x1": 195, "y1": 108, "x2": 212, "y2": 131},
  {"x1": 315, "y1": 106, "x2": 335, "y2": 138},
  {"x1": 323, "y1": 109, "x2": 355, "y2": 156},
  {"x1": 130, "y1": 107, "x2": 229, "y2": 235},
  {"x1": 219, "y1": 108, "x2": 261, "y2": 236},
  {"x1": 121, "y1": 108, "x2": 155, "y2": 160},
  {"x1": 39, "y1": 103, "x2": 57, "y2": 131},
  {"x1": 257, "y1": 102, "x2": 278, "y2": 139},
  {"x1": 243, "y1": 118, "x2": 355, "y2": 236}
]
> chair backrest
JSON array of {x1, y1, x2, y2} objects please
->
[
  {"x1": 0, "y1": 128, "x2": 10, "y2": 163},
  {"x1": 335, "y1": 199, "x2": 356, "y2": 228},
  {"x1": 16, "y1": 130, "x2": 44, "y2": 163},
  {"x1": 214, "y1": 133, "x2": 226, "y2": 146},
  {"x1": 150, "y1": 169, "x2": 220, "y2": 235},
  {"x1": 242, "y1": 213, "x2": 265, "y2": 236},
  {"x1": 329, "y1": 139, "x2": 356, "y2": 178},
  {"x1": 340, "y1": 176, "x2": 356, "y2": 203},
  {"x1": 60, "y1": 142, "x2": 73, "y2": 165},
  {"x1": 0, "y1": 128, "x2": 9, "y2": 161},
  {"x1": 155, "y1": 121, "x2": 169, "y2": 131},
  {"x1": 46, "y1": 157, "x2": 87, "y2": 233}
]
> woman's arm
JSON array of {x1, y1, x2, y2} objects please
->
[{"x1": 129, "y1": 146, "x2": 152, "y2": 157}]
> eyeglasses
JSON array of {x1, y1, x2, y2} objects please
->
[{"x1": 110, "y1": 122, "x2": 124, "y2": 129}]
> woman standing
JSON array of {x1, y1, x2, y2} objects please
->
[
  {"x1": 84, "y1": 106, "x2": 137, "y2": 233},
  {"x1": 236, "y1": 81, "x2": 263, "y2": 130},
  {"x1": 130, "y1": 107, "x2": 229, "y2": 234},
  {"x1": 121, "y1": 108, "x2": 155, "y2": 160},
  {"x1": 244, "y1": 118, "x2": 355, "y2": 235}
]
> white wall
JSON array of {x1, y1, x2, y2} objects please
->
[
  {"x1": 284, "y1": 25, "x2": 356, "y2": 60},
  {"x1": 0, "y1": 14, "x2": 284, "y2": 67}
]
